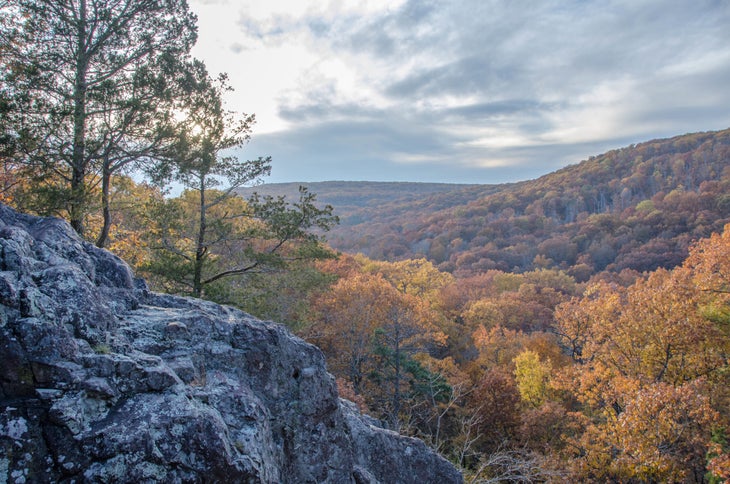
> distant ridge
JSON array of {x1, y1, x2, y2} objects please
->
[
  {"x1": 237, "y1": 180, "x2": 481, "y2": 213},
  {"x1": 240, "y1": 128, "x2": 730, "y2": 279}
]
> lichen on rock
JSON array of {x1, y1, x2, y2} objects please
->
[{"x1": 0, "y1": 204, "x2": 462, "y2": 483}]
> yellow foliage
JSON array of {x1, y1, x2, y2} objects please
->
[
  {"x1": 361, "y1": 257, "x2": 455, "y2": 302},
  {"x1": 513, "y1": 349, "x2": 551, "y2": 407}
]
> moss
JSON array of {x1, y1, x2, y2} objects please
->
[{"x1": 92, "y1": 344, "x2": 111, "y2": 354}]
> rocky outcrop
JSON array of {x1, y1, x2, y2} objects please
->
[{"x1": 0, "y1": 205, "x2": 462, "y2": 483}]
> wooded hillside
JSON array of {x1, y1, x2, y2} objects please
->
[{"x1": 250, "y1": 129, "x2": 730, "y2": 279}]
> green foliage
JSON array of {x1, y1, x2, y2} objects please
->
[
  {"x1": 706, "y1": 427, "x2": 728, "y2": 484},
  {"x1": 1, "y1": 0, "x2": 198, "y2": 239},
  {"x1": 701, "y1": 303, "x2": 730, "y2": 327},
  {"x1": 206, "y1": 264, "x2": 337, "y2": 331},
  {"x1": 369, "y1": 339, "x2": 452, "y2": 424},
  {"x1": 635, "y1": 199, "x2": 655, "y2": 212},
  {"x1": 141, "y1": 186, "x2": 338, "y2": 300},
  {"x1": 248, "y1": 186, "x2": 340, "y2": 245},
  {"x1": 403, "y1": 357, "x2": 452, "y2": 405}
]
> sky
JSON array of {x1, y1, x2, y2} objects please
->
[{"x1": 188, "y1": 0, "x2": 730, "y2": 185}]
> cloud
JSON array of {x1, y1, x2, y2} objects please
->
[
  {"x1": 241, "y1": 115, "x2": 644, "y2": 185},
  {"x1": 191, "y1": 0, "x2": 730, "y2": 183}
]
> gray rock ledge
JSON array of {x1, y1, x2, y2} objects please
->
[{"x1": 0, "y1": 204, "x2": 462, "y2": 483}]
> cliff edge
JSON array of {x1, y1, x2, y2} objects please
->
[{"x1": 0, "y1": 204, "x2": 462, "y2": 483}]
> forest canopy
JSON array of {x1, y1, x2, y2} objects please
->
[{"x1": 314, "y1": 129, "x2": 730, "y2": 280}]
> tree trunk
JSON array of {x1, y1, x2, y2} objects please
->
[
  {"x1": 95, "y1": 160, "x2": 112, "y2": 248},
  {"x1": 392, "y1": 322, "x2": 402, "y2": 428},
  {"x1": 70, "y1": 0, "x2": 89, "y2": 237},
  {"x1": 192, "y1": 176, "x2": 206, "y2": 298}
]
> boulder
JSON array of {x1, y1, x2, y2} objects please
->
[{"x1": 0, "y1": 205, "x2": 462, "y2": 483}]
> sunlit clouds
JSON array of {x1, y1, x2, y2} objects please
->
[{"x1": 189, "y1": 0, "x2": 730, "y2": 183}]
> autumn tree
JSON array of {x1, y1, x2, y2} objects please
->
[
  {"x1": 310, "y1": 270, "x2": 447, "y2": 428},
  {"x1": 560, "y1": 379, "x2": 720, "y2": 482},
  {"x1": 92, "y1": 175, "x2": 165, "y2": 268},
  {"x1": 362, "y1": 257, "x2": 455, "y2": 357},
  {"x1": 363, "y1": 257, "x2": 455, "y2": 301},
  {"x1": 687, "y1": 223, "x2": 730, "y2": 293},
  {"x1": 686, "y1": 223, "x2": 730, "y2": 331},
  {"x1": 552, "y1": 224, "x2": 730, "y2": 480},
  {"x1": 557, "y1": 270, "x2": 726, "y2": 387},
  {"x1": 513, "y1": 349, "x2": 551, "y2": 408},
  {"x1": 1, "y1": 0, "x2": 197, "y2": 240},
  {"x1": 308, "y1": 272, "x2": 391, "y2": 393},
  {"x1": 469, "y1": 367, "x2": 521, "y2": 452}
]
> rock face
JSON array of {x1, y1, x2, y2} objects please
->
[{"x1": 0, "y1": 205, "x2": 462, "y2": 483}]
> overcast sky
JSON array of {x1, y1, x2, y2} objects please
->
[{"x1": 188, "y1": 0, "x2": 730, "y2": 185}]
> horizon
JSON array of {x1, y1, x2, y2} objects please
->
[{"x1": 244, "y1": 125, "x2": 730, "y2": 187}]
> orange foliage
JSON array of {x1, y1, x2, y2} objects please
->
[
  {"x1": 567, "y1": 381, "x2": 719, "y2": 481},
  {"x1": 553, "y1": 223, "x2": 730, "y2": 480},
  {"x1": 335, "y1": 377, "x2": 369, "y2": 413},
  {"x1": 707, "y1": 442, "x2": 730, "y2": 481}
]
